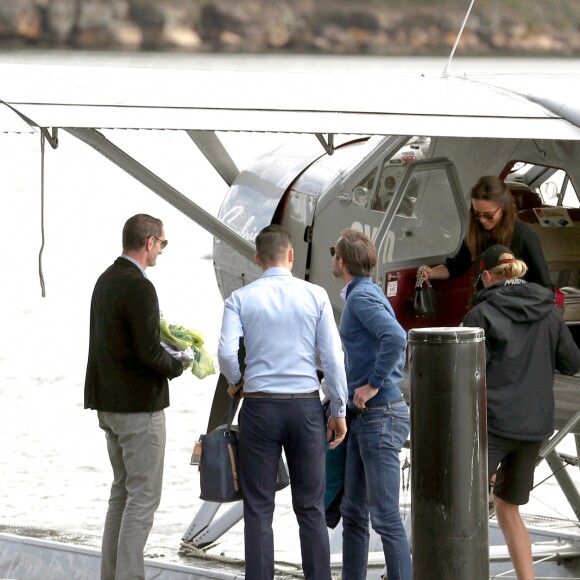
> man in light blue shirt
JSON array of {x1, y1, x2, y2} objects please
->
[{"x1": 218, "y1": 224, "x2": 348, "y2": 580}]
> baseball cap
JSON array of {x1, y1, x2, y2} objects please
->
[{"x1": 479, "y1": 244, "x2": 514, "y2": 273}]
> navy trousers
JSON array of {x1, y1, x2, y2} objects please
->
[{"x1": 239, "y1": 397, "x2": 331, "y2": 580}]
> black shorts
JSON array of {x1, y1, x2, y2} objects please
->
[{"x1": 487, "y1": 433, "x2": 542, "y2": 506}]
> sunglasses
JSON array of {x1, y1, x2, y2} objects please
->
[
  {"x1": 150, "y1": 236, "x2": 168, "y2": 249},
  {"x1": 329, "y1": 246, "x2": 339, "y2": 258},
  {"x1": 472, "y1": 207, "x2": 501, "y2": 221}
]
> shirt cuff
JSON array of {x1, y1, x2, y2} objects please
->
[{"x1": 330, "y1": 400, "x2": 346, "y2": 418}]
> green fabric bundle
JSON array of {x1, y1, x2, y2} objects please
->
[{"x1": 160, "y1": 319, "x2": 216, "y2": 380}]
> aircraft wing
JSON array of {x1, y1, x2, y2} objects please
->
[
  {"x1": 0, "y1": 101, "x2": 35, "y2": 133},
  {"x1": 1, "y1": 63, "x2": 580, "y2": 139}
]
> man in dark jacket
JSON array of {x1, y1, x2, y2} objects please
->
[
  {"x1": 463, "y1": 244, "x2": 580, "y2": 580},
  {"x1": 85, "y1": 214, "x2": 184, "y2": 580}
]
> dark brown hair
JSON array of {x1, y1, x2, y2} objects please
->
[
  {"x1": 122, "y1": 214, "x2": 163, "y2": 251},
  {"x1": 336, "y1": 228, "x2": 377, "y2": 276},
  {"x1": 466, "y1": 176, "x2": 516, "y2": 260},
  {"x1": 255, "y1": 224, "x2": 292, "y2": 266}
]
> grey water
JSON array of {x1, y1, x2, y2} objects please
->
[{"x1": 0, "y1": 51, "x2": 579, "y2": 564}]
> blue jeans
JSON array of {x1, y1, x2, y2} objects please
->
[{"x1": 341, "y1": 402, "x2": 411, "y2": 580}]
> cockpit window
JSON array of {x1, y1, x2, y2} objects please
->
[
  {"x1": 380, "y1": 167, "x2": 461, "y2": 264},
  {"x1": 371, "y1": 137, "x2": 431, "y2": 212},
  {"x1": 507, "y1": 163, "x2": 579, "y2": 208}
]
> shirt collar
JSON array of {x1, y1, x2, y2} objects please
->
[
  {"x1": 262, "y1": 267, "x2": 292, "y2": 278},
  {"x1": 343, "y1": 276, "x2": 373, "y2": 301},
  {"x1": 340, "y1": 281, "x2": 350, "y2": 303}
]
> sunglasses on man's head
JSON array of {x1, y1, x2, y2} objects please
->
[{"x1": 330, "y1": 246, "x2": 339, "y2": 258}]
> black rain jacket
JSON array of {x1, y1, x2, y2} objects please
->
[{"x1": 463, "y1": 280, "x2": 580, "y2": 440}]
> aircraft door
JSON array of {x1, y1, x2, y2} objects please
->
[
  {"x1": 375, "y1": 157, "x2": 472, "y2": 331},
  {"x1": 308, "y1": 150, "x2": 471, "y2": 331},
  {"x1": 375, "y1": 158, "x2": 466, "y2": 267}
]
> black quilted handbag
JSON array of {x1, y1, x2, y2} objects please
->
[{"x1": 411, "y1": 265, "x2": 438, "y2": 318}]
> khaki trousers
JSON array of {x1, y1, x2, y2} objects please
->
[{"x1": 97, "y1": 410, "x2": 165, "y2": 580}]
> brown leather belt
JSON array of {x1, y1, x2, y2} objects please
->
[{"x1": 244, "y1": 391, "x2": 320, "y2": 400}]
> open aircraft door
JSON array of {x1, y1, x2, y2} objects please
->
[
  {"x1": 309, "y1": 149, "x2": 472, "y2": 329},
  {"x1": 374, "y1": 157, "x2": 473, "y2": 330}
]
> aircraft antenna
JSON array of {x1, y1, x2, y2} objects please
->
[
  {"x1": 442, "y1": 0, "x2": 476, "y2": 78},
  {"x1": 39, "y1": 133, "x2": 47, "y2": 298}
]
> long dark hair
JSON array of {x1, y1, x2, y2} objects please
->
[{"x1": 466, "y1": 176, "x2": 516, "y2": 260}]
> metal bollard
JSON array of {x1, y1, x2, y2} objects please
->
[{"x1": 408, "y1": 327, "x2": 488, "y2": 580}]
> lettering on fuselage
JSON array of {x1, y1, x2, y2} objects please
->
[{"x1": 351, "y1": 222, "x2": 395, "y2": 264}]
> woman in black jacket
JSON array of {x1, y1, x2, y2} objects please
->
[
  {"x1": 463, "y1": 244, "x2": 580, "y2": 580},
  {"x1": 424, "y1": 175, "x2": 553, "y2": 291}
]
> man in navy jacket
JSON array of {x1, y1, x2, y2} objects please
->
[
  {"x1": 332, "y1": 228, "x2": 411, "y2": 580},
  {"x1": 85, "y1": 214, "x2": 183, "y2": 580}
]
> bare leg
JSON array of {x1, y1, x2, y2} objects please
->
[{"x1": 493, "y1": 495, "x2": 534, "y2": 580}]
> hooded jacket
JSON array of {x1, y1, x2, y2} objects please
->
[{"x1": 463, "y1": 280, "x2": 580, "y2": 441}]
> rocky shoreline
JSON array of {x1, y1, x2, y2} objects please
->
[{"x1": 1, "y1": 0, "x2": 580, "y2": 56}]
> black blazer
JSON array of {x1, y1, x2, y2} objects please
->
[{"x1": 84, "y1": 257, "x2": 183, "y2": 412}]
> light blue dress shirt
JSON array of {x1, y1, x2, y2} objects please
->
[{"x1": 218, "y1": 267, "x2": 348, "y2": 417}]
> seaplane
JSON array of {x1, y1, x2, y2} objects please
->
[{"x1": 2, "y1": 11, "x2": 580, "y2": 580}]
